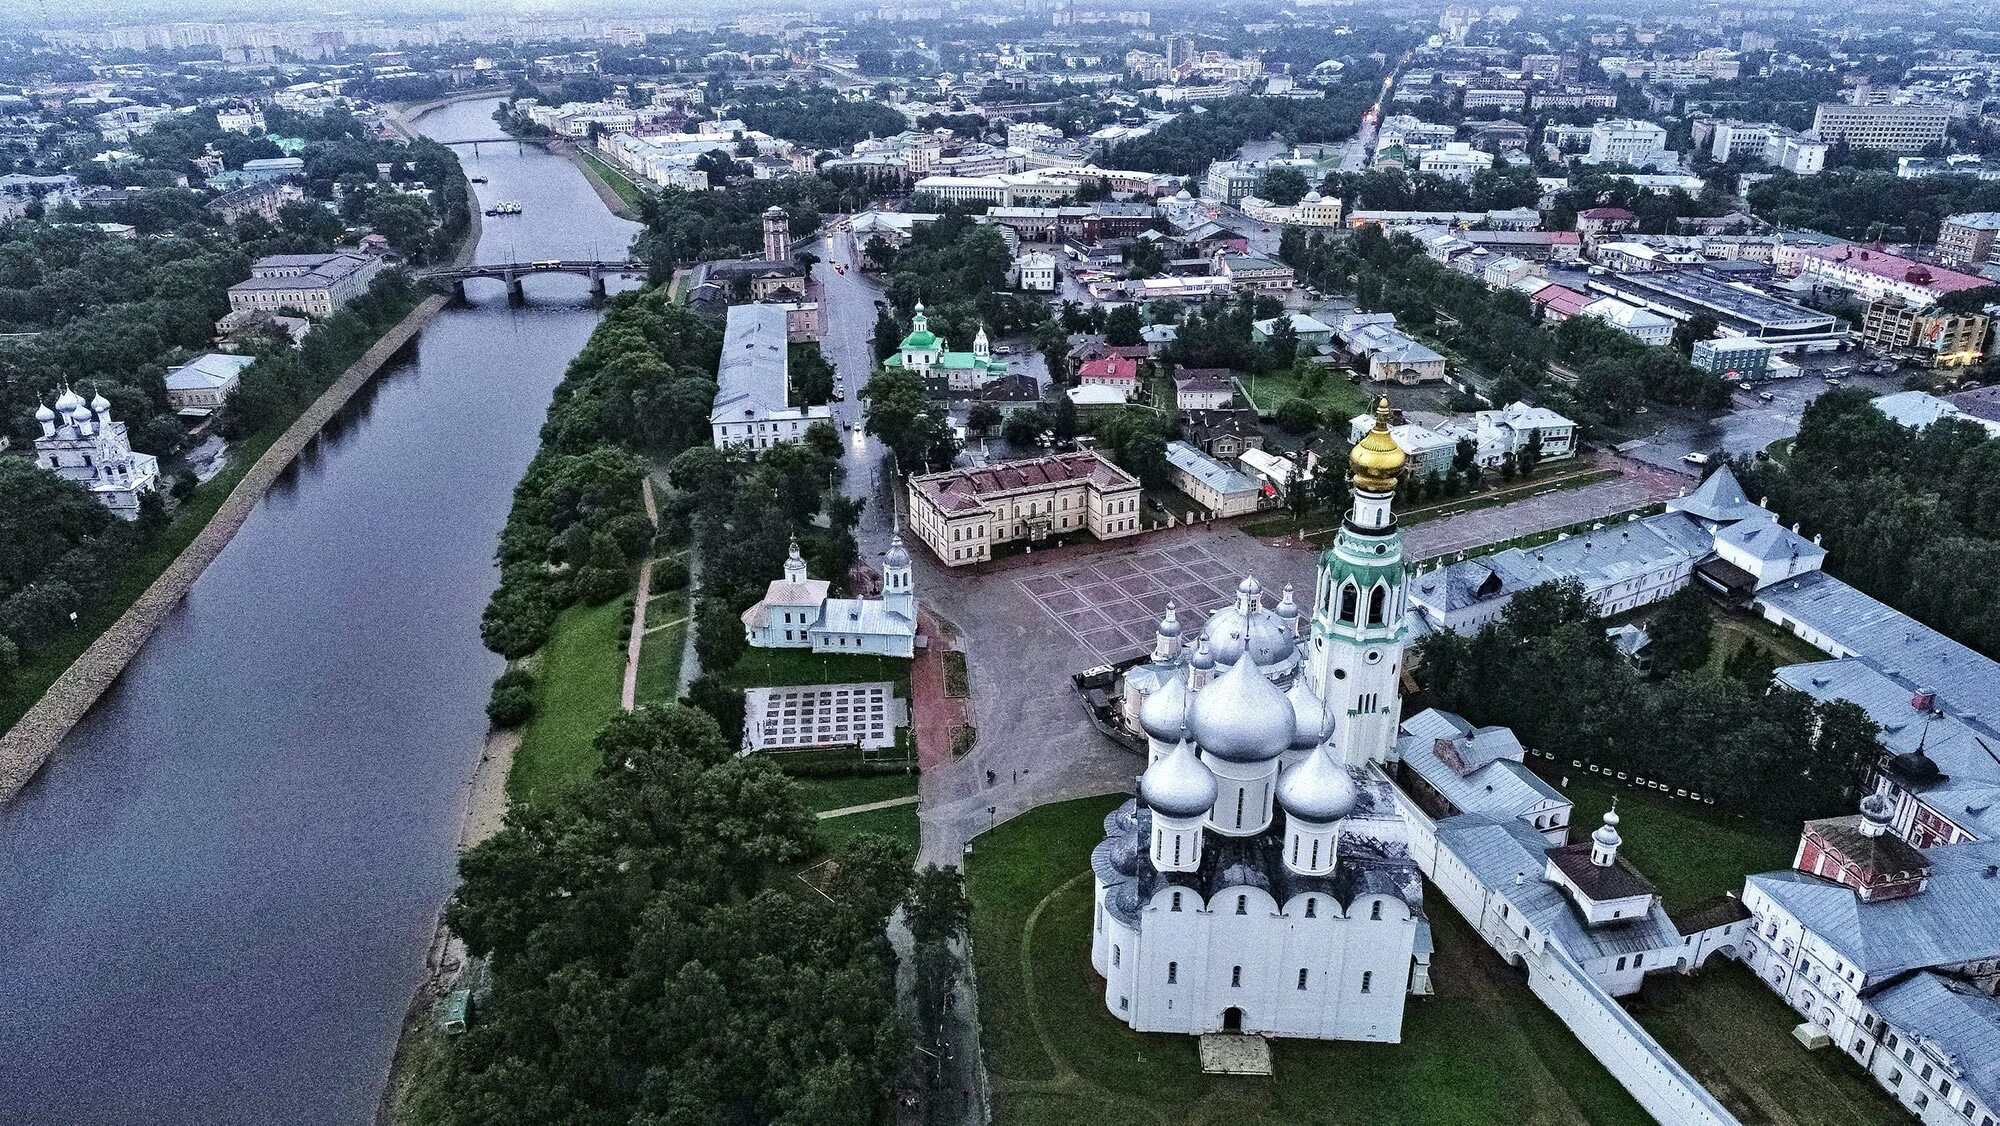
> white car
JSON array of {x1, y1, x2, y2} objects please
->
[{"x1": 1682, "y1": 452, "x2": 1710, "y2": 466}]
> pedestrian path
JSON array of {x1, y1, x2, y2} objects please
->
[
  {"x1": 815, "y1": 794, "x2": 921, "y2": 820},
  {"x1": 619, "y1": 477, "x2": 658, "y2": 712}
]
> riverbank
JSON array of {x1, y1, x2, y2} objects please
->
[
  {"x1": 564, "y1": 144, "x2": 643, "y2": 220},
  {"x1": 0, "y1": 291, "x2": 454, "y2": 804},
  {"x1": 385, "y1": 87, "x2": 513, "y2": 141}
]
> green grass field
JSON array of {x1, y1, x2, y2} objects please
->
[
  {"x1": 1239, "y1": 367, "x2": 1372, "y2": 423},
  {"x1": 1542, "y1": 769, "x2": 1797, "y2": 908},
  {"x1": 968, "y1": 797, "x2": 1654, "y2": 1126},
  {"x1": 508, "y1": 596, "x2": 631, "y2": 802},
  {"x1": 633, "y1": 590, "x2": 687, "y2": 706},
  {"x1": 577, "y1": 150, "x2": 648, "y2": 212},
  {"x1": 721, "y1": 646, "x2": 914, "y2": 699},
  {"x1": 1632, "y1": 962, "x2": 1907, "y2": 1125}
]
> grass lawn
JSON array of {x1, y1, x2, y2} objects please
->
[
  {"x1": 1239, "y1": 368, "x2": 1371, "y2": 423},
  {"x1": 508, "y1": 596, "x2": 631, "y2": 802},
  {"x1": 634, "y1": 589, "x2": 687, "y2": 705},
  {"x1": 577, "y1": 149, "x2": 648, "y2": 211},
  {"x1": 1707, "y1": 611, "x2": 1827, "y2": 670},
  {"x1": 1631, "y1": 962, "x2": 1907, "y2": 1126},
  {"x1": 794, "y1": 770, "x2": 920, "y2": 812},
  {"x1": 721, "y1": 646, "x2": 914, "y2": 699},
  {"x1": 814, "y1": 800, "x2": 921, "y2": 851},
  {"x1": 1538, "y1": 769, "x2": 1797, "y2": 909},
  {"x1": 969, "y1": 797, "x2": 1654, "y2": 1126}
]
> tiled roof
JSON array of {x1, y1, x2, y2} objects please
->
[{"x1": 912, "y1": 451, "x2": 1138, "y2": 514}]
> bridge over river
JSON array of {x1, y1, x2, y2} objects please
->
[{"x1": 420, "y1": 258, "x2": 649, "y2": 301}]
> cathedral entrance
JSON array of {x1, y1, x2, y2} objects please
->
[{"x1": 1222, "y1": 1007, "x2": 1244, "y2": 1033}]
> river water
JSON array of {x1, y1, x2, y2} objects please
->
[{"x1": 0, "y1": 98, "x2": 639, "y2": 1124}]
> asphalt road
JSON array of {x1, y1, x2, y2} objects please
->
[{"x1": 1615, "y1": 363, "x2": 1906, "y2": 475}]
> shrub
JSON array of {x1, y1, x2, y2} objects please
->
[
  {"x1": 1275, "y1": 397, "x2": 1321, "y2": 434},
  {"x1": 486, "y1": 668, "x2": 537, "y2": 727}
]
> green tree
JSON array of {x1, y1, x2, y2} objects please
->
[
  {"x1": 1103, "y1": 303, "x2": 1144, "y2": 347},
  {"x1": 694, "y1": 595, "x2": 747, "y2": 673},
  {"x1": 1645, "y1": 586, "x2": 1714, "y2": 674},
  {"x1": 1275, "y1": 397, "x2": 1322, "y2": 434}
]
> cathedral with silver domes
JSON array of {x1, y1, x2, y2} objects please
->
[{"x1": 1091, "y1": 399, "x2": 1432, "y2": 1042}]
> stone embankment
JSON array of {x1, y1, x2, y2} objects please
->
[{"x1": 0, "y1": 292, "x2": 453, "y2": 805}]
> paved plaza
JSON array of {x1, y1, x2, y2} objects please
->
[
  {"x1": 743, "y1": 682, "x2": 907, "y2": 753},
  {"x1": 1015, "y1": 541, "x2": 1247, "y2": 664}
]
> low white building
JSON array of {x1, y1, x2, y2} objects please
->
[
  {"x1": 30, "y1": 388, "x2": 161, "y2": 520},
  {"x1": 1582, "y1": 296, "x2": 1675, "y2": 346},
  {"x1": 1417, "y1": 142, "x2": 1496, "y2": 183},
  {"x1": 709, "y1": 304, "x2": 833, "y2": 451},
  {"x1": 1472, "y1": 401, "x2": 1578, "y2": 467},
  {"x1": 164, "y1": 353, "x2": 254, "y2": 418},
  {"x1": 1014, "y1": 250, "x2": 1058, "y2": 292},
  {"x1": 1164, "y1": 440, "x2": 1265, "y2": 517},
  {"x1": 741, "y1": 538, "x2": 917, "y2": 659}
]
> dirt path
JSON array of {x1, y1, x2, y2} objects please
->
[{"x1": 620, "y1": 478, "x2": 659, "y2": 712}]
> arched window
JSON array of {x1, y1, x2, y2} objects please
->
[
  {"x1": 1171, "y1": 891, "x2": 1183, "y2": 912},
  {"x1": 1367, "y1": 584, "x2": 1388, "y2": 626},
  {"x1": 1304, "y1": 897, "x2": 1317, "y2": 918},
  {"x1": 1338, "y1": 582, "x2": 1359, "y2": 623},
  {"x1": 1236, "y1": 895, "x2": 1248, "y2": 915},
  {"x1": 1167, "y1": 962, "x2": 1178, "y2": 984},
  {"x1": 1370, "y1": 901, "x2": 1383, "y2": 920},
  {"x1": 1113, "y1": 946, "x2": 1121, "y2": 967},
  {"x1": 1360, "y1": 971, "x2": 1373, "y2": 994},
  {"x1": 1231, "y1": 966, "x2": 1243, "y2": 987}
]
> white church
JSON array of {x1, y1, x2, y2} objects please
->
[
  {"x1": 30, "y1": 386, "x2": 160, "y2": 520},
  {"x1": 1091, "y1": 400, "x2": 1433, "y2": 1042},
  {"x1": 740, "y1": 536, "x2": 919, "y2": 659}
]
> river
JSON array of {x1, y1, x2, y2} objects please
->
[{"x1": 0, "y1": 98, "x2": 639, "y2": 1124}]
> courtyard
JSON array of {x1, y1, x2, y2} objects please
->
[
  {"x1": 1015, "y1": 541, "x2": 1254, "y2": 664},
  {"x1": 966, "y1": 797, "x2": 1654, "y2": 1126}
]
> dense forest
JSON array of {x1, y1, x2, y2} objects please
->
[
  {"x1": 632, "y1": 174, "x2": 869, "y2": 271},
  {"x1": 1106, "y1": 92, "x2": 1373, "y2": 176},
  {"x1": 1415, "y1": 581, "x2": 1878, "y2": 825},
  {"x1": 1739, "y1": 390, "x2": 2000, "y2": 658},
  {"x1": 404, "y1": 705, "x2": 928, "y2": 1125},
  {"x1": 1746, "y1": 169, "x2": 2000, "y2": 242},
  {"x1": 732, "y1": 85, "x2": 909, "y2": 149}
]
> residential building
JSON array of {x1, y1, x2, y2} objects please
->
[
  {"x1": 1706, "y1": 120, "x2": 1827, "y2": 174},
  {"x1": 163, "y1": 353, "x2": 254, "y2": 417},
  {"x1": 1173, "y1": 369, "x2": 1235, "y2": 411},
  {"x1": 29, "y1": 388, "x2": 161, "y2": 520},
  {"x1": 226, "y1": 252, "x2": 382, "y2": 317},
  {"x1": 1346, "y1": 414, "x2": 1458, "y2": 482},
  {"x1": 1582, "y1": 120, "x2": 1672, "y2": 168},
  {"x1": 1471, "y1": 402, "x2": 1578, "y2": 467},
  {"x1": 906, "y1": 451, "x2": 1143, "y2": 566},
  {"x1": 1937, "y1": 213, "x2": 2000, "y2": 269},
  {"x1": 1181, "y1": 408, "x2": 1264, "y2": 459},
  {"x1": 1417, "y1": 142, "x2": 1494, "y2": 183},
  {"x1": 1077, "y1": 355, "x2": 1140, "y2": 401},
  {"x1": 1798, "y1": 245, "x2": 1990, "y2": 308},
  {"x1": 1810, "y1": 104, "x2": 1952, "y2": 153},
  {"x1": 1015, "y1": 250, "x2": 1058, "y2": 292},
  {"x1": 1859, "y1": 297, "x2": 1989, "y2": 369},
  {"x1": 1163, "y1": 440, "x2": 1264, "y2": 517},
  {"x1": 1691, "y1": 336, "x2": 1780, "y2": 379},
  {"x1": 1582, "y1": 296, "x2": 1675, "y2": 346},
  {"x1": 708, "y1": 304, "x2": 833, "y2": 451},
  {"x1": 741, "y1": 537, "x2": 917, "y2": 659},
  {"x1": 1251, "y1": 312, "x2": 1334, "y2": 351},
  {"x1": 206, "y1": 180, "x2": 305, "y2": 224}
]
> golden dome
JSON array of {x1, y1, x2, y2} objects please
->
[{"x1": 1349, "y1": 396, "x2": 1405, "y2": 492}]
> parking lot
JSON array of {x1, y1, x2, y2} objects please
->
[{"x1": 1617, "y1": 359, "x2": 1907, "y2": 475}]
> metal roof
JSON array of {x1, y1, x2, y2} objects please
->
[
  {"x1": 1748, "y1": 838, "x2": 2000, "y2": 978},
  {"x1": 1869, "y1": 971, "x2": 2000, "y2": 1114},
  {"x1": 1756, "y1": 571, "x2": 2000, "y2": 721},
  {"x1": 1165, "y1": 440, "x2": 1262, "y2": 498}
]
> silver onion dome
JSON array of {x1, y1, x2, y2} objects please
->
[
  {"x1": 1286, "y1": 677, "x2": 1335, "y2": 750},
  {"x1": 1138, "y1": 671, "x2": 1191, "y2": 742},
  {"x1": 1139, "y1": 739, "x2": 1217, "y2": 819},
  {"x1": 1187, "y1": 655, "x2": 1294, "y2": 763},
  {"x1": 1277, "y1": 746, "x2": 1359, "y2": 824}
]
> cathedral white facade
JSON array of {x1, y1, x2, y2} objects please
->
[
  {"x1": 31, "y1": 386, "x2": 160, "y2": 520},
  {"x1": 740, "y1": 536, "x2": 918, "y2": 659},
  {"x1": 1091, "y1": 400, "x2": 1433, "y2": 1042}
]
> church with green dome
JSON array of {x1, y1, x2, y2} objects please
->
[{"x1": 883, "y1": 302, "x2": 1010, "y2": 391}]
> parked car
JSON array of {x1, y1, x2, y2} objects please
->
[
  {"x1": 1682, "y1": 452, "x2": 1711, "y2": 466},
  {"x1": 1758, "y1": 391, "x2": 1775, "y2": 402}
]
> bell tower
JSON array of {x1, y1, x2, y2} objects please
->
[{"x1": 1305, "y1": 397, "x2": 1412, "y2": 768}]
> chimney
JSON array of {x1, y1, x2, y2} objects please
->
[{"x1": 1912, "y1": 687, "x2": 1937, "y2": 712}]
